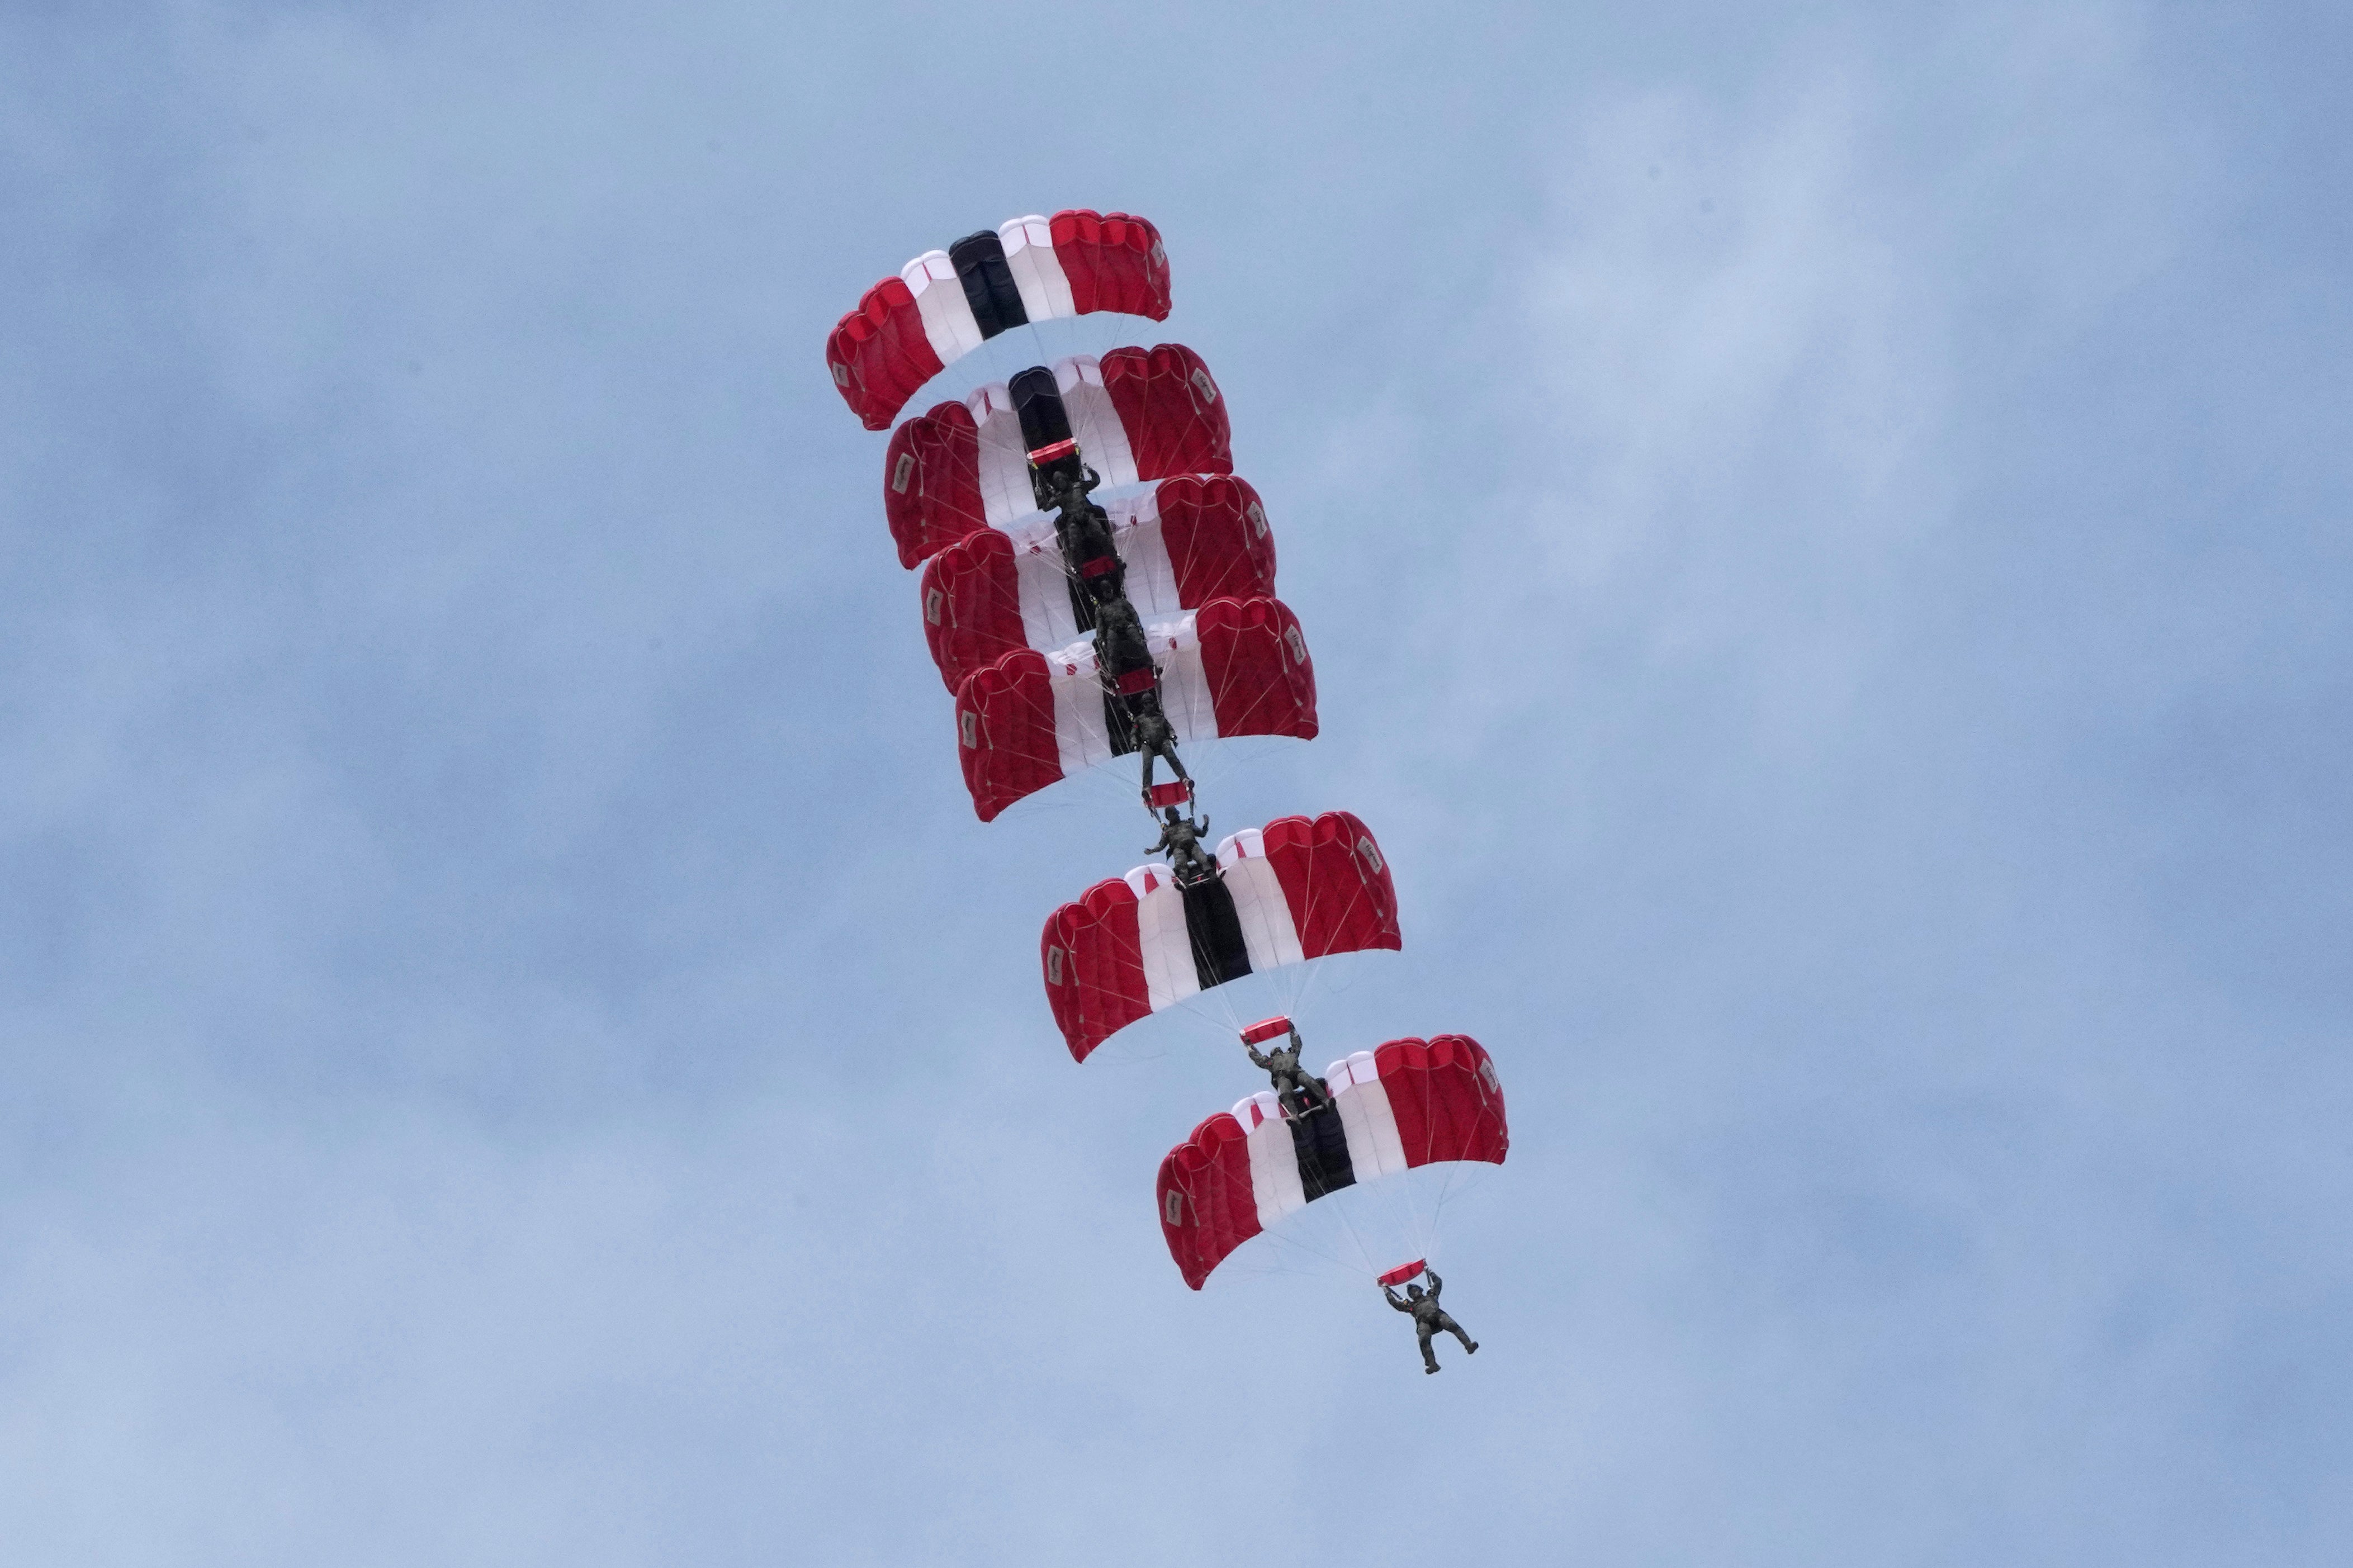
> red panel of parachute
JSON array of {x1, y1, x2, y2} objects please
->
[
  {"x1": 882, "y1": 401, "x2": 984, "y2": 569},
  {"x1": 953, "y1": 650, "x2": 1064, "y2": 821},
  {"x1": 1198, "y1": 597, "x2": 1318, "y2": 742},
  {"x1": 1104, "y1": 345, "x2": 1232, "y2": 480},
  {"x1": 825, "y1": 274, "x2": 947, "y2": 433},
  {"x1": 1159, "y1": 475, "x2": 1278, "y2": 605},
  {"x1": 1379, "y1": 1035, "x2": 1511, "y2": 1169},
  {"x1": 951, "y1": 596, "x2": 1318, "y2": 822},
  {"x1": 1041, "y1": 878, "x2": 1153, "y2": 1061},
  {"x1": 1157, "y1": 1035, "x2": 1507, "y2": 1290},
  {"x1": 1157, "y1": 1111, "x2": 1261, "y2": 1292},
  {"x1": 1051, "y1": 210, "x2": 1172, "y2": 320},
  {"x1": 920, "y1": 528, "x2": 1028, "y2": 693},
  {"x1": 1258, "y1": 808, "x2": 1399, "y2": 959}
]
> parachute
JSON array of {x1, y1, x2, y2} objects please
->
[
  {"x1": 883, "y1": 347, "x2": 1233, "y2": 568},
  {"x1": 828, "y1": 212, "x2": 1172, "y2": 432},
  {"x1": 1041, "y1": 811, "x2": 1399, "y2": 1060},
  {"x1": 955, "y1": 598, "x2": 1317, "y2": 821},
  {"x1": 1157, "y1": 1035, "x2": 1508, "y2": 1289},
  {"x1": 822, "y1": 208, "x2": 1504, "y2": 1339},
  {"x1": 917, "y1": 475, "x2": 1277, "y2": 690}
]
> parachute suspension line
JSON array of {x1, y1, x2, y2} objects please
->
[
  {"x1": 1278, "y1": 837, "x2": 1383, "y2": 1017},
  {"x1": 1408, "y1": 1070, "x2": 1447, "y2": 1270},
  {"x1": 1422, "y1": 1146, "x2": 1471, "y2": 1267},
  {"x1": 1430, "y1": 1114, "x2": 1491, "y2": 1258},
  {"x1": 1319, "y1": 1189, "x2": 1385, "y2": 1282},
  {"x1": 1166, "y1": 954, "x2": 1248, "y2": 1036},
  {"x1": 1414, "y1": 1048, "x2": 1504, "y2": 1273},
  {"x1": 1258, "y1": 1214, "x2": 1369, "y2": 1281}
]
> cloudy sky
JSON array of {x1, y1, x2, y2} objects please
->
[{"x1": 4, "y1": 2, "x2": 2348, "y2": 1562}]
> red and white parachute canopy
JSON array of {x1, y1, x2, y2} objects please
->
[
  {"x1": 954, "y1": 596, "x2": 1316, "y2": 821},
  {"x1": 919, "y1": 475, "x2": 1276, "y2": 691},
  {"x1": 883, "y1": 346, "x2": 1232, "y2": 569},
  {"x1": 1157, "y1": 1035, "x2": 1508, "y2": 1290},
  {"x1": 1041, "y1": 811, "x2": 1400, "y2": 1060},
  {"x1": 827, "y1": 212, "x2": 1172, "y2": 432}
]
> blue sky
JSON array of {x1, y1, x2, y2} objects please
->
[{"x1": 3, "y1": 3, "x2": 2348, "y2": 1562}]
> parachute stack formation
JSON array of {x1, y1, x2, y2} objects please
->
[{"x1": 825, "y1": 210, "x2": 1507, "y2": 1310}]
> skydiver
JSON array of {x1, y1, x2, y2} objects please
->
[
  {"x1": 1244, "y1": 1025, "x2": 1332, "y2": 1119},
  {"x1": 1091, "y1": 593, "x2": 1154, "y2": 684},
  {"x1": 1047, "y1": 463, "x2": 1119, "y2": 574},
  {"x1": 1132, "y1": 701, "x2": 1191, "y2": 798},
  {"x1": 1045, "y1": 458, "x2": 1102, "y2": 510},
  {"x1": 1384, "y1": 1270, "x2": 1478, "y2": 1374},
  {"x1": 1148, "y1": 804, "x2": 1218, "y2": 886}
]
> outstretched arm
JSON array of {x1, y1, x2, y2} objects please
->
[
  {"x1": 1383, "y1": 1287, "x2": 1409, "y2": 1311},
  {"x1": 1244, "y1": 1043, "x2": 1273, "y2": 1072},
  {"x1": 1426, "y1": 1271, "x2": 1442, "y2": 1299}
]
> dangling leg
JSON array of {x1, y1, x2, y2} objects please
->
[
  {"x1": 1440, "y1": 1313, "x2": 1478, "y2": 1354},
  {"x1": 1277, "y1": 1074, "x2": 1324, "y2": 1115},
  {"x1": 1418, "y1": 1327, "x2": 1440, "y2": 1373}
]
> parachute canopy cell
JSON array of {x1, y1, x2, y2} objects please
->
[
  {"x1": 827, "y1": 211, "x2": 1173, "y2": 432},
  {"x1": 883, "y1": 346, "x2": 1233, "y2": 569},
  {"x1": 1041, "y1": 811, "x2": 1400, "y2": 1060},
  {"x1": 1156, "y1": 1035, "x2": 1508, "y2": 1290},
  {"x1": 955, "y1": 597, "x2": 1318, "y2": 822},
  {"x1": 918, "y1": 474, "x2": 1278, "y2": 691}
]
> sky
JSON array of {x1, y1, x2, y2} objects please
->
[{"x1": 3, "y1": 2, "x2": 2349, "y2": 1562}]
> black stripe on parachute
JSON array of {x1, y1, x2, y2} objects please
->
[
  {"x1": 948, "y1": 229, "x2": 1028, "y2": 339},
  {"x1": 1179, "y1": 863, "x2": 1252, "y2": 991},
  {"x1": 1009, "y1": 366, "x2": 1083, "y2": 517},
  {"x1": 1289, "y1": 1096, "x2": 1356, "y2": 1200}
]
